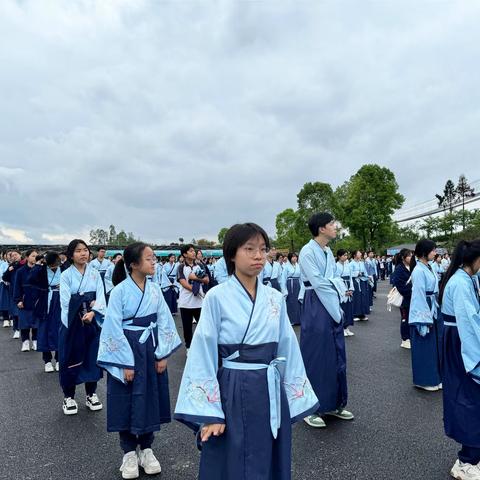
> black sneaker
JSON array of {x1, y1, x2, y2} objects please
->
[{"x1": 86, "y1": 394, "x2": 103, "y2": 411}]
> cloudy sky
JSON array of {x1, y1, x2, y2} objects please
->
[{"x1": 1, "y1": 1, "x2": 479, "y2": 245}]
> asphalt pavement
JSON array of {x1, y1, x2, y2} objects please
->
[{"x1": 0, "y1": 280, "x2": 457, "y2": 480}]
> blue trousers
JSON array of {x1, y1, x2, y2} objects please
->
[
  {"x1": 459, "y1": 445, "x2": 480, "y2": 465},
  {"x1": 120, "y1": 431, "x2": 154, "y2": 454}
]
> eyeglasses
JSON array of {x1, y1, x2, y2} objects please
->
[{"x1": 242, "y1": 246, "x2": 270, "y2": 257}]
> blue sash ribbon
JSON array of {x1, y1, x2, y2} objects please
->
[
  {"x1": 222, "y1": 351, "x2": 286, "y2": 439},
  {"x1": 123, "y1": 320, "x2": 158, "y2": 347}
]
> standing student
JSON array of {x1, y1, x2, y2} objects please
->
[
  {"x1": 59, "y1": 252, "x2": 70, "y2": 272},
  {"x1": 409, "y1": 239, "x2": 442, "y2": 391},
  {"x1": 261, "y1": 247, "x2": 282, "y2": 291},
  {"x1": 432, "y1": 254, "x2": 445, "y2": 287},
  {"x1": 365, "y1": 251, "x2": 377, "y2": 305},
  {"x1": 104, "y1": 253, "x2": 123, "y2": 303},
  {"x1": 350, "y1": 250, "x2": 370, "y2": 321},
  {"x1": 29, "y1": 252, "x2": 62, "y2": 372},
  {"x1": 300, "y1": 213, "x2": 354, "y2": 429},
  {"x1": 336, "y1": 249, "x2": 355, "y2": 337},
  {"x1": 0, "y1": 252, "x2": 12, "y2": 327},
  {"x1": 174, "y1": 223, "x2": 319, "y2": 480},
  {"x1": 213, "y1": 256, "x2": 228, "y2": 284},
  {"x1": 2, "y1": 250, "x2": 22, "y2": 338},
  {"x1": 177, "y1": 244, "x2": 209, "y2": 353},
  {"x1": 280, "y1": 252, "x2": 302, "y2": 326},
  {"x1": 161, "y1": 254, "x2": 179, "y2": 315},
  {"x1": 439, "y1": 240, "x2": 480, "y2": 480},
  {"x1": 391, "y1": 249, "x2": 413, "y2": 350},
  {"x1": 90, "y1": 246, "x2": 112, "y2": 292},
  {"x1": 98, "y1": 242, "x2": 181, "y2": 479},
  {"x1": 59, "y1": 239, "x2": 106, "y2": 415},
  {"x1": 14, "y1": 249, "x2": 39, "y2": 352}
]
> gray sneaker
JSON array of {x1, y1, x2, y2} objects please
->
[
  {"x1": 325, "y1": 408, "x2": 355, "y2": 420},
  {"x1": 303, "y1": 414, "x2": 326, "y2": 428}
]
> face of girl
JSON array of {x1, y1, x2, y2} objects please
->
[
  {"x1": 404, "y1": 254, "x2": 412, "y2": 264},
  {"x1": 339, "y1": 253, "x2": 348, "y2": 263},
  {"x1": 355, "y1": 251, "x2": 362, "y2": 260},
  {"x1": 472, "y1": 257, "x2": 480, "y2": 275},
  {"x1": 73, "y1": 243, "x2": 90, "y2": 265},
  {"x1": 132, "y1": 247, "x2": 156, "y2": 277},
  {"x1": 291, "y1": 255, "x2": 298, "y2": 264},
  {"x1": 427, "y1": 249, "x2": 436, "y2": 261},
  {"x1": 27, "y1": 251, "x2": 38, "y2": 266},
  {"x1": 233, "y1": 234, "x2": 267, "y2": 278}
]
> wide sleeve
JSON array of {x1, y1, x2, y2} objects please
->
[
  {"x1": 280, "y1": 265, "x2": 288, "y2": 296},
  {"x1": 453, "y1": 281, "x2": 480, "y2": 383},
  {"x1": 409, "y1": 268, "x2": 434, "y2": 326},
  {"x1": 104, "y1": 265, "x2": 114, "y2": 294},
  {"x1": 92, "y1": 271, "x2": 106, "y2": 324},
  {"x1": 277, "y1": 299, "x2": 319, "y2": 422},
  {"x1": 300, "y1": 249, "x2": 343, "y2": 322},
  {"x1": 59, "y1": 270, "x2": 71, "y2": 327},
  {"x1": 97, "y1": 286, "x2": 135, "y2": 383},
  {"x1": 13, "y1": 268, "x2": 24, "y2": 303},
  {"x1": 174, "y1": 292, "x2": 225, "y2": 429},
  {"x1": 154, "y1": 285, "x2": 182, "y2": 360}
]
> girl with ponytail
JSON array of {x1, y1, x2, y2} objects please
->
[
  {"x1": 98, "y1": 242, "x2": 181, "y2": 479},
  {"x1": 439, "y1": 239, "x2": 480, "y2": 479},
  {"x1": 408, "y1": 239, "x2": 442, "y2": 391}
]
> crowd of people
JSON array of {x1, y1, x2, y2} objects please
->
[{"x1": 0, "y1": 214, "x2": 479, "y2": 480}]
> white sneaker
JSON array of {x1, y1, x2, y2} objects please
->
[
  {"x1": 21, "y1": 340, "x2": 30, "y2": 352},
  {"x1": 86, "y1": 393, "x2": 103, "y2": 411},
  {"x1": 138, "y1": 448, "x2": 162, "y2": 474},
  {"x1": 44, "y1": 362, "x2": 54, "y2": 373},
  {"x1": 13, "y1": 330, "x2": 20, "y2": 339},
  {"x1": 415, "y1": 384, "x2": 441, "y2": 392},
  {"x1": 3, "y1": 319, "x2": 9, "y2": 327},
  {"x1": 303, "y1": 414, "x2": 326, "y2": 428},
  {"x1": 120, "y1": 451, "x2": 139, "y2": 479},
  {"x1": 345, "y1": 327, "x2": 355, "y2": 336},
  {"x1": 63, "y1": 397, "x2": 78, "y2": 415},
  {"x1": 344, "y1": 329, "x2": 349, "y2": 337},
  {"x1": 55, "y1": 361, "x2": 60, "y2": 371},
  {"x1": 450, "y1": 459, "x2": 480, "y2": 480},
  {"x1": 31, "y1": 340, "x2": 37, "y2": 351},
  {"x1": 9, "y1": 320, "x2": 13, "y2": 327},
  {"x1": 401, "y1": 339, "x2": 411, "y2": 349},
  {"x1": 353, "y1": 317, "x2": 361, "y2": 322}
]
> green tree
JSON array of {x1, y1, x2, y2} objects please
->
[
  {"x1": 296, "y1": 182, "x2": 336, "y2": 242},
  {"x1": 116, "y1": 230, "x2": 128, "y2": 246},
  {"x1": 456, "y1": 174, "x2": 475, "y2": 229},
  {"x1": 341, "y1": 164, "x2": 405, "y2": 249},
  {"x1": 436, "y1": 179, "x2": 458, "y2": 213},
  {"x1": 108, "y1": 225, "x2": 117, "y2": 244},
  {"x1": 419, "y1": 216, "x2": 440, "y2": 238},
  {"x1": 197, "y1": 238, "x2": 216, "y2": 247},
  {"x1": 275, "y1": 208, "x2": 304, "y2": 251},
  {"x1": 218, "y1": 228, "x2": 229, "y2": 245}
]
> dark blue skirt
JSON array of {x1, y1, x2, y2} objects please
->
[
  {"x1": 270, "y1": 278, "x2": 281, "y2": 292},
  {"x1": 410, "y1": 318, "x2": 442, "y2": 387},
  {"x1": 162, "y1": 287, "x2": 178, "y2": 314},
  {"x1": 442, "y1": 313, "x2": 480, "y2": 446},
  {"x1": 198, "y1": 343, "x2": 292, "y2": 480},
  {"x1": 59, "y1": 291, "x2": 103, "y2": 388},
  {"x1": 286, "y1": 278, "x2": 301, "y2": 326},
  {"x1": 18, "y1": 309, "x2": 39, "y2": 329},
  {"x1": 106, "y1": 314, "x2": 171, "y2": 435},
  {"x1": 0, "y1": 283, "x2": 10, "y2": 311},
  {"x1": 352, "y1": 280, "x2": 369, "y2": 317},
  {"x1": 8, "y1": 288, "x2": 19, "y2": 317},
  {"x1": 300, "y1": 289, "x2": 348, "y2": 414},
  {"x1": 37, "y1": 291, "x2": 60, "y2": 352},
  {"x1": 341, "y1": 300, "x2": 354, "y2": 327}
]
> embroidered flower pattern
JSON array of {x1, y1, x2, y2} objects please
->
[
  {"x1": 283, "y1": 376, "x2": 314, "y2": 402},
  {"x1": 267, "y1": 293, "x2": 281, "y2": 322},
  {"x1": 186, "y1": 378, "x2": 221, "y2": 407},
  {"x1": 99, "y1": 336, "x2": 121, "y2": 354}
]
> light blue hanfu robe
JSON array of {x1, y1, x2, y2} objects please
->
[
  {"x1": 98, "y1": 276, "x2": 181, "y2": 434},
  {"x1": 261, "y1": 260, "x2": 282, "y2": 292},
  {"x1": 174, "y1": 275, "x2": 319, "y2": 480},
  {"x1": 59, "y1": 264, "x2": 106, "y2": 389},
  {"x1": 365, "y1": 258, "x2": 376, "y2": 305},
  {"x1": 280, "y1": 262, "x2": 302, "y2": 326},
  {"x1": 104, "y1": 262, "x2": 116, "y2": 296},
  {"x1": 160, "y1": 262, "x2": 179, "y2": 314},
  {"x1": 299, "y1": 239, "x2": 348, "y2": 415},
  {"x1": 441, "y1": 269, "x2": 480, "y2": 448},
  {"x1": 0, "y1": 260, "x2": 11, "y2": 313},
  {"x1": 90, "y1": 257, "x2": 112, "y2": 293},
  {"x1": 431, "y1": 261, "x2": 444, "y2": 288},
  {"x1": 336, "y1": 261, "x2": 354, "y2": 328},
  {"x1": 350, "y1": 260, "x2": 370, "y2": 318},
  {"x1": 409, "y1": 261, "x2": 442, "y2": 388},
  {"x1": 213, "y1": 257, "x2": 228, "y2": 284}
]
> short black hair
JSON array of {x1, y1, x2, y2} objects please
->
[
  {"x1": 66, "y1": 239, "x2": 89, "y2": 262},
  {"x1": 308, "y1": 212, "x2": 334, "y2": 237},
  {"x1": 35, "y1": 254, "x2": 44, "y2": 262},
  {"x1": 112, "y1": 253, "x2": 122, "y2": 260},
  {"x1": 45, "y1": 251, "x2": 60, "y2": 266},
  {"x1": 98, "y1": 246, "x2": 106, "y2": 251},
  {"x1": 414, "y1": 239, "x2": 436, "y2": 259},
  {"x1": 223, "y1": 223, "x2": 270, "y2": 275},
  {"x1": 180, "y1": 244, "x2": 195, "y2": 256},
  {"x1": 336, "y1": 249, "x2": 348, "y2": 259},
  {"x1": 287, "y1": 252, "x2": 298, "y2": 262}
]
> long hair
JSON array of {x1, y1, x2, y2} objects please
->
[{"x1": 439, "y1": 239, "x2": 480, "y2": 304}]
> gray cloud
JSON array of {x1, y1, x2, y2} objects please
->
[{"x1": 1, "y1": 1, "x2": 480, "y2": 244}]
